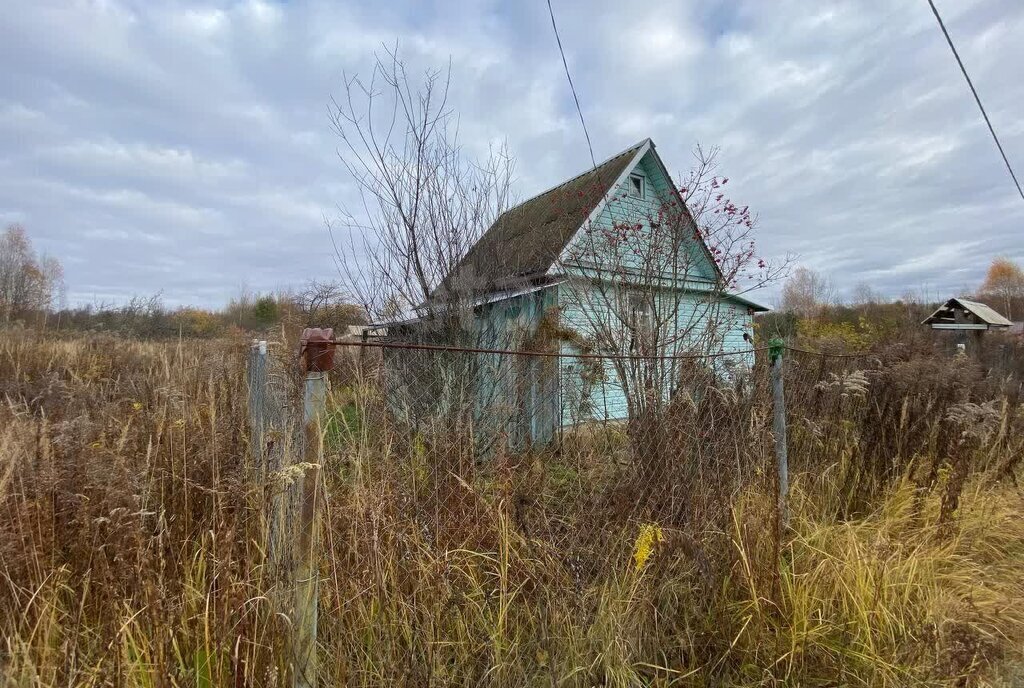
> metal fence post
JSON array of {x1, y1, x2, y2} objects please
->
[{"x1": 770, "y1": 338, "x2": 790, "y2": 528}]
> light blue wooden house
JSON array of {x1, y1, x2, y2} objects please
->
[{"x1": 383, "y1": 138, "x2": 768, "y2": 447}]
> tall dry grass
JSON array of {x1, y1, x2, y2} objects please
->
[{"x1": 1, "y1": 331, "x2": 1022, "y2": 686}]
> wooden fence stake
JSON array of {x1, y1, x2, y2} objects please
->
[{"x1": 770, "y1": 338, "x2": 790, "y2": 528}]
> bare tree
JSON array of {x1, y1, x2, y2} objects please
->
[
  {"x1": 294, "y1": 279, "x2": 366, "y2": 327},
  {"x1": 850, "y1": 282, "x2": 884, "y2": 306},
  {"x1": 327, "y1": 47, "x2": 523, "y2": 450},
  {"x1": 781, "y1": 266, "x2": 834, "y2": 317},
  {"x1": 327, "y1": 45, "x2": 515, "y2": 332},
  {"x1": 0, "y1": 224, "x2": 64, "y2": 324}
]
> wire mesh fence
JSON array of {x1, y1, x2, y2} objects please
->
[
  {"x1": 246, "y1": 334, "x2": 1024, "y2": 581},
  {"x1": 238, "y1": 333, "x2": 1024, "y2": 683},
  {"x1": 310, "y1": 340, "x2": 885, "y2": 576}
]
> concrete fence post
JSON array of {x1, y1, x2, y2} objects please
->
[
  {"x1": 247, "y1": 340, "x2": 268, "y2": 479},
  {"x1": 292, "y1": 329, "x2": 333, "y2": 688},
  {"x1": 248, "y1": 340, "x2": 284, "y2": 564},
  {"x1": 293, "y1": 371, "x2": 326, "y2": 688}
]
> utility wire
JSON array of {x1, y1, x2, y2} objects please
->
[
  {"x1": 926, "y1": 0, "x2": 1024, "y2": 202},
  {"x1": 546, "y1": 0, "x2": 597, "y2": 168}
]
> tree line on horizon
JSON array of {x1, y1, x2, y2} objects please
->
[
  {"x1": 2, "y1": 222, "x2": 1021, "y2": 342},
  {"x1": 779, "y1": 259, "x2": 1024, "y2": 320},
  {"x1": 0, "y1": 224, "x2": 366, "y2": 338}
]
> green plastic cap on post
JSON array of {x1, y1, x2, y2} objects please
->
[{"x1": 769, "y1": 338, "x2": 785, "y2": 362}]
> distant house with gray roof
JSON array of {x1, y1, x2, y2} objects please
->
[
  {"x1": 923, "y1": 298, "x2": 1012, "y2": 331},
  {"x1": 923, "y1": 297, "x2": 1012, "y2": 354}
]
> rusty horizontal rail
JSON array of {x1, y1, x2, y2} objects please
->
[
  {"x1": 325, "y1": 338, "x2": 771, "y2": 361},
  {"x1": 781, "y1": 345, "x2": 877, "y2": 359},
  {"x1": 322, "y1": 339, "x2": 877, "y2": 361}
]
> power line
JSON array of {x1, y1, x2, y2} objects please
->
[
  {"x1": 926, "y1": 0, "x2": 1024, "y2": 202},
  {"x1": 545, "y1": 0, "x2": 597, "y2": 168}
]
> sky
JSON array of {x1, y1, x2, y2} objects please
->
[{"x1": 1, "y1": 0, "x2": 1022, "y2": 308}]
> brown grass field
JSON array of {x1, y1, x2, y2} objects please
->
[{"x1": 1, "y1": 331, "x2": 1023, "y2": 686}]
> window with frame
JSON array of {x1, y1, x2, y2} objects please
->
[
  {"x1": 627, "y1": 292, "x2": 654, "y2": 351},
  {"x1": 627, "y1": 173, "x2": 645, "y2": 199}
]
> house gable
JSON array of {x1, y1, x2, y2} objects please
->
[
  {"x1": 435, "y1": 138, "x2": 725, "y2": 300},
  {"x1": 553, "y1": 143, "x2": 720, "y2": 285}
]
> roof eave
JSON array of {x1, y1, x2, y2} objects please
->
[{"x1": 724, "y1": 292, "x2": 771, "y2": 312}]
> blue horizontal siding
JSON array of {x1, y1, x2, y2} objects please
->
[{"x1": 556, "y1": 281, "x2": 754, "y2": 424}]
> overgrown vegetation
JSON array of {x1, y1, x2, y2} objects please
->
[{"x1": 1, "y1": 326, "x2": 1022, "y2": 686}]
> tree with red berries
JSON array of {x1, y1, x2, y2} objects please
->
[{"x1": 559, "y1": 145, "x2": 788, "y2": 421}]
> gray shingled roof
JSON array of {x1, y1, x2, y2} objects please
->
[
  {"x1": 955, "y1": 298, "x2": 1013, "y2": 326},
  {"x1": 436, "y1": 140, "x2": 646, "y2": 296},
  {"x1": 923, "y1": 297, "x2": 1012, "y2": 327}
]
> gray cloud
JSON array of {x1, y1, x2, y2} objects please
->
[{"x1": 0, "y1": 0, "x2": 1021, "y2": 307}]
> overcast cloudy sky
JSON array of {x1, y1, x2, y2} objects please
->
[{"x1": 1, "y1": 0, "x2": 1021, "y2": 307}]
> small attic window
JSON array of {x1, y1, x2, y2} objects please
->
[{"x1": 628, "y1": 174, "x2": 645, "y2": 199}]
